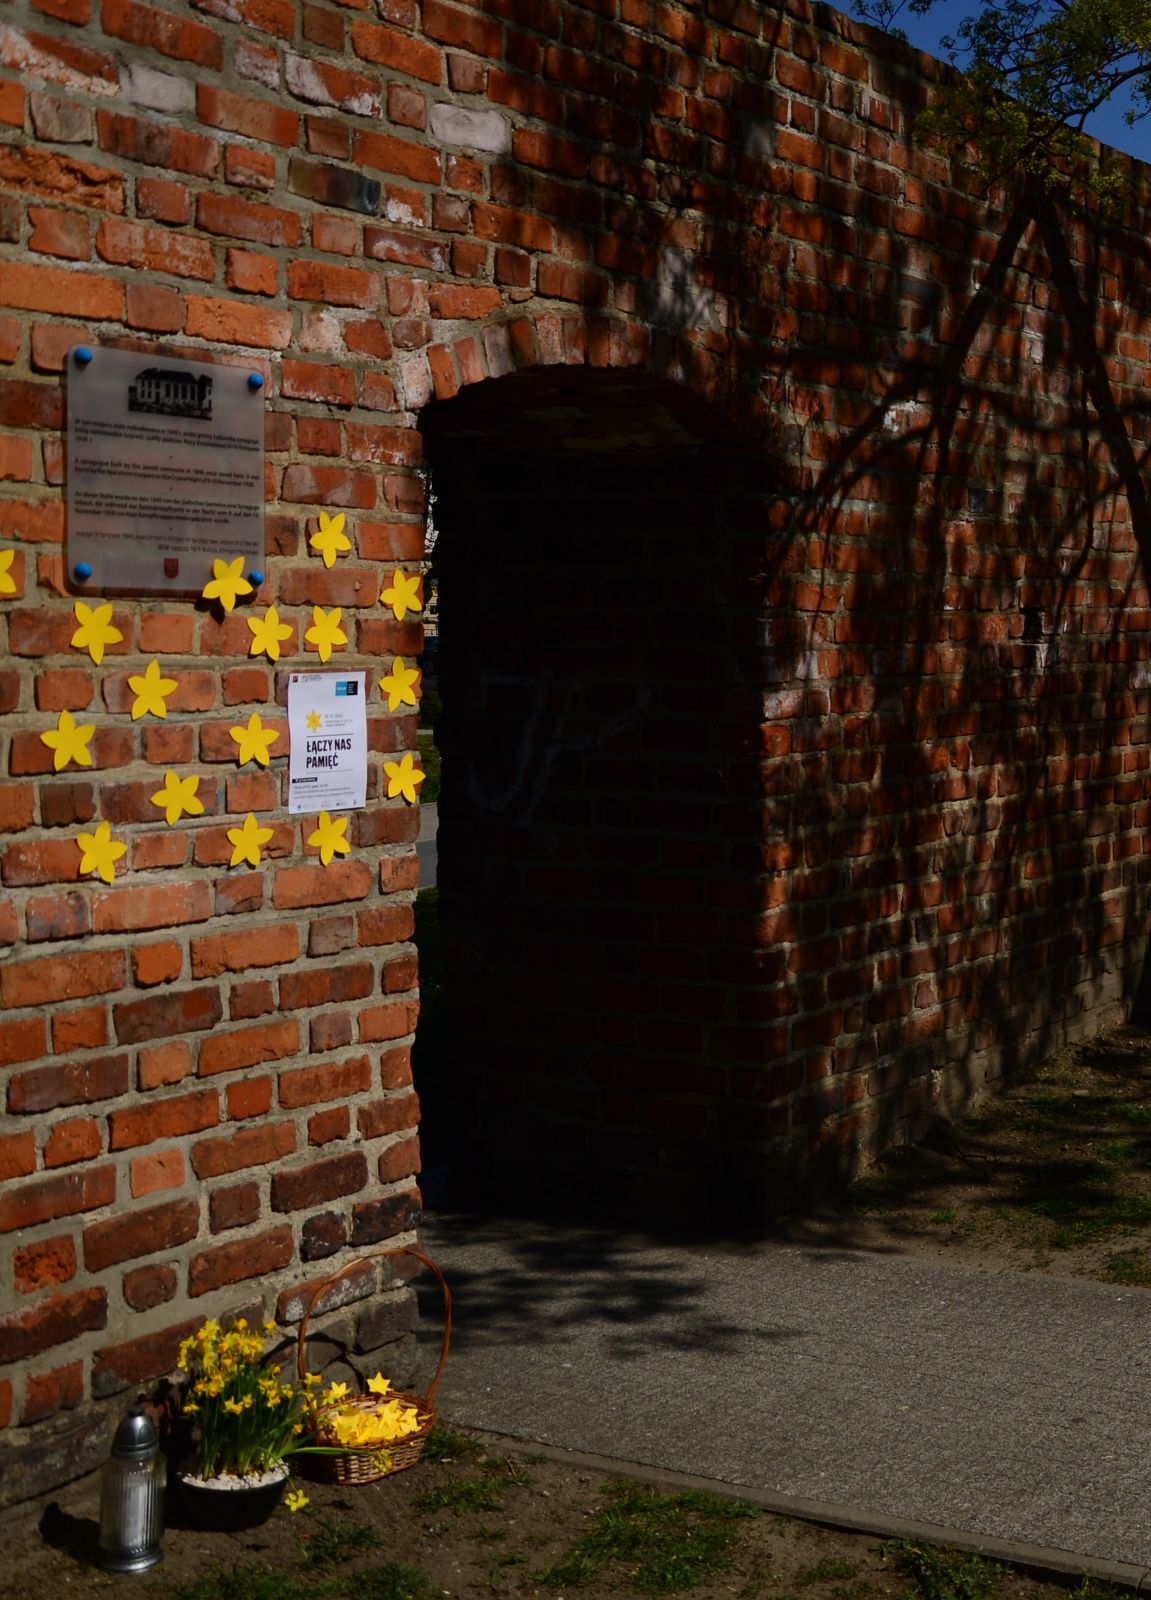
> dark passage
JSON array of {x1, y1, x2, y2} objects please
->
[{"x1": 417, "y1": 369, "x2": 777, "y2": 1230}]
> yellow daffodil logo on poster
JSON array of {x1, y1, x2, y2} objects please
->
[
  {"x1": 41, "y1": 710, "x2": 95, "y2": 772},
  {"x1": 230, "y1": 712, "x2": 279, "y2": 768},
  {"x1": 71, "y1": 601, "x2": 122, "y2": 664},
  {"x1": 227, "y1": 813, "x2": 274, "y2": 868},
  {"x1": 0, "y1": 549, "x2": 16, "y2": 596},
  {"x1": 128, "y1": 659, "x2": 178, "y2": 720},
  {"x1": 384, "y1": 752, "x2": 425, "y2": 804},
  {"x1": 76, "y1": 821, "x2": 126, "y2": 885},
  {"x1": 151, "y1": 771, "x2": 204, "y2": 827},
  {"x1": 309, "y1": 512, "x2": 352, "y2": 569},
  {"x1": 306, "y1": 811, "x2": 350, "y2": 867},
  {"x1": 202, "y1": 557, "x2": 253, "y2": 613},
  {"x1": 306, "y1": 711, "x2": 322, "y2": 733},
  {"x1": 247, "y1": 606, "x2": 293, "y2": 662},
  {"x1": 304, "y1": 606, "x2": 347, "y2": 664},
  {"x1": 380, "y1": 571, "x2": 422, "y2": 620},
  {"x1": 379, "y1": 656, "x2": 420, "y2": 711}
]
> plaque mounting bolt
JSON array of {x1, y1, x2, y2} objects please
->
[
  {"x1": 73, "y1": 563, "x2": 93, "y2": 582},
  {"x1": 247, "y1": 373, "x2": 264, "y2": 391},
  {"x1": 74, "y1": 347, "x2": 93, "y2": 367},
  {"x1": 248, "y1": 570, "x2": 265, "y2": 587}
]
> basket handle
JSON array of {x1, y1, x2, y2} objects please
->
[{"x1": 294, "y1": 1245, "x2": 452, "y2": 1410}]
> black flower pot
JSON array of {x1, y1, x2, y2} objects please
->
[{"x1": 177, "y1": 1467, "x2": 288, "y2": 1530}]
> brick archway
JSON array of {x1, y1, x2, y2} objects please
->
[{"x1": 417, "y1": 363, "x2": 791, "y2": 1226}]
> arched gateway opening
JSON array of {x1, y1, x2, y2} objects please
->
[{"x1": 416, "y1": 366, "x2": 783, "y2": 1231}]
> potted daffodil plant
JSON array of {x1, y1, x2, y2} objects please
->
[{"x1": 176, "y1": 1317, "x2": 316, "y2": 1525}]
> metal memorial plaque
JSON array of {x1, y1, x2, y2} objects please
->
[{"x1": 66, "y1": 346, "x2": 265, "y2": 595}]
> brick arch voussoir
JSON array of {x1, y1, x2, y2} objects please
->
[{"x1": 420, "y1": 305, "x2": 772, "y2": 457}]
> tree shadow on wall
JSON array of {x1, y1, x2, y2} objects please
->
[{"x1": 414, "y1": 0, "x2": 1151, "y2": 1229}]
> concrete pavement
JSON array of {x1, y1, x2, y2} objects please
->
[
  {"x1": 416, "y1": 799, "x2": 437, "y2": 888},
  {"x1": 417, "y1": 1212, "x2": 1151, "y2": 1584}
]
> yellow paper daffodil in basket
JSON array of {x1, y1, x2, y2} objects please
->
[{"x1": 296, "y1": 1247, "x2": 452, "y2": 1486}]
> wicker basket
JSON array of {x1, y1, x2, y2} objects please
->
[{"x1": 295, "y1": 1246, "x2": 451, "y2": 1486}]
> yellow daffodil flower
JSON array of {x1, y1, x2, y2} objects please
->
[
  {"x1": 151, "y1": 771, "x2": 204, "y2": 827},
  {"x1": 309, "y1": 511, "x2": 352, "y2": 569},
  {"x1": 384, "y1": 752, "x2": 425, "y2": 804},
  {"x1": 227, "y1": 812, "x2": 274, "y2": 868},
  {"x1": 380, "y1": 570, "x2": 422, "y2": 620},
  {"x1": 128, "y1": 659, "x2": 178, "y2": 721},
  {"x1": 379, "y1": 656, "x2": 420, "y2": 711},
  {"x1": 202, "y1": 556, "x2": 253, "y2": 613},
  {"x1": 247, "y1": 605, "x2": 293, "y2": 662},
  {"x1": 230, "y1": 712, "x2": 279, "y2": 767},
  {"x1": 306, "y1": 811, "x2": 350, "y2": 867},
  {"x1": 41, "y1": 709, "x2": 94, "y2": 772},
  {"x1": 76, "y1": 821, "x2": 127, "y2": 885},
  {"x1": 71, "y1": 601, "x2": 122, "y2": 664},
  {"x1": 304, "y1": 605, "x2": 347, "y2": 663}
]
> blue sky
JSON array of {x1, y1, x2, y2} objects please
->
[{"x1": 885, "y1": 0, "x2": 1149, "y2": 164}]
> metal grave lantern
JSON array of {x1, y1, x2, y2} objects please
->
[{"x1": 96, "y1": 1402, "x2": 166, "y2": 1573}]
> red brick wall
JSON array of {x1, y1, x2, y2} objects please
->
[{"x1": 3, "y1": 0, "x2": 1151, "y2": 1493}]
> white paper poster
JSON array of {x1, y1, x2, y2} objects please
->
[{"x1": 287, "y1": 671, "x2": 367, "y2": 815}]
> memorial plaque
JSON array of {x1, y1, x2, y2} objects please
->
[{"x1": 66, "y1": 346, "x2": 265, "y2": 595}]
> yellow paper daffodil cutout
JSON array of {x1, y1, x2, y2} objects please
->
[
  {"x1": 229, "y1": 712, "x2": 279, "y2": 768},
  {"x1": 127, "y1": 659, "x2": 178, "y2": 721},
  {"x1": 41, "y1": 710, "x2": 95, "y2": 772},
  {"x1": 380, "y1": 571, "x2": 422, "y2": 620},
  {"x1": 76, "y1": 821, "x2": 127, "y2": 885},
  {"x1": 306, "y1": 811, "x2": 350, "y2": 867},
  {"x1": 151, "y1": 771, "x2": 204, "y2": 827},
  {"x1": 309, "y1": 511, "x2": 352, "y2": 569},
  {"x1": 0, "y1": 549, "x2": 16, "y2": 596},
  {"x1": 202, "y1": 556, "x2": 254, "y2": 613},
  {"x1": 306, "y1": 710, "x2": 322, "y2": 733},
  {"x1": 384, "y1": 751, "x2": 426, "y2": 804},
  {"x1": 227, "y1": 812, "x2": 274, "y2": 868},
  {"x1": 285, "y1": 1489, "x2": 310, "y2": 1514},
  {"x1": 379, "y1": 656, "x2": 420, "y2": 712},
  {"x1": 247, "y1": 605, "x2": 293, "y2": 662},
  {"x1": 71, "y1": 601, "x2": 123, "y2": 665},
  {"x1": 304, "y1": 605, "x2": 347, "y2": 664},
  {"x1": 366, "y1": 1374, "x2": 392, "y2": 1396}
]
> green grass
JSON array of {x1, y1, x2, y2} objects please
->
[
  {"x1": 355, "y1": 1565, "x2": 439, "y2": 1600},
  {"x1": 880, "y1": 1540, "x2": 999, "y2": 1600},
  {"x1": 421, "y1": 1422, "x2": 483, "y2": 1463},
  {"x1": 160, "y1": 1567, "x2": 295, "y2": 1600},
  {"x1": 420, "y1": 687, "x2": 442, "y2": 726},
  {"x1": 304, "y1": 1513, "x2": 383, "y2": 1568},
  {"x1": 537, "y1": 1481, "x2": 755, "y2": 1594},
  {"x1": 794, "y1": 1556, "x2": 859, "y2": 1586},
  {"x1": 414, "y1": 1474, "x2": 505, "y2": 1515},
  {"x1": 160, "y1": 1562, "x2": 436, "y2": 1600},
  {"x1": 1104, "y1": 1247, "x2": 1151, "y2": 1285},
  {"x1": 417, "y1": 731, "x2": 440, "y2": 805}
]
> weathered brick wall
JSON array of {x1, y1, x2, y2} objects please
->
[{"x1": 3, "y1": 0, "x2": 1151, "y2": 1495}]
